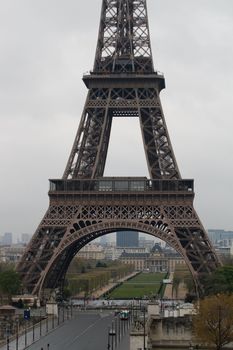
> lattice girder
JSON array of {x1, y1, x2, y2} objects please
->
[
  {"x1": 17, "y1": 189, "x2": 220, "y2": 296},
  {"x1": 63, "y1": 85, "x2": 180, "y2": 180},
  {"x1": 94, "y1": 0, "x2": 153, "y2": 73}
]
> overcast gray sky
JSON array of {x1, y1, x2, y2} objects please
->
[{"x1": 0, "y1": 0, "x2": 233, "y2": 240}]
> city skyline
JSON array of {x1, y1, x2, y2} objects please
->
[{"x1": 0, "y1": 0, "x2": 233, "y2": 237}]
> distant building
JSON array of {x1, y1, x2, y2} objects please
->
[
  {"x1": 0, "y1": 244, "x2": 25, "y2": 262},
  {"x1": 139, "y1": 236, "x2": 155, "y2": 251},
  {"x1": 105, "y1": 246, "x2": 118, "y2": 260},
  {"x1": 78, "y1": 244, "x2": 105, "y2": 260},
  {"x1": 120, "y1": 251, "x2": 149, "y2": 271},
  {"x1": 119, "y1": 243, "x2": 185, "y2": 272},
  {"x1": 99, "y1": 235, "x2": 109, "y2": 246},
  {"x1": 116, "y1": 231, "x2": 139, "y2": 247},
  {"x1": 208, "y1": 229, "x2": 233, "y2": 246},
  {"x1": 21, "y1": 233, "x2": 31, "y2": 245},
  {"x1": 1, "y1": 232, "x2": 13, "y2": 246},
  {"x1": 146, "y1": 244, "x2": 169, "y2": 272},
  {"x1": 104, "y1": 246, "x2": 147, "y2": 261},
  {"x1": 117, "y1": 247, "x2": 147, "y2": 254},
  {"x1": 215, "y1": 246, "x2": 231, "y2": 257}
]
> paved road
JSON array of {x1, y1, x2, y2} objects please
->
[
  {"x1": 0, "y1": 311, "x2": 129, "y2": 350},
  {"x1": 24, "y1": 311, "x2": 129, "y2": 350}
]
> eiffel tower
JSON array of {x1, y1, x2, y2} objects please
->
[{"x1": 17, "y1": 0, "x2": 220, "y2": 298}]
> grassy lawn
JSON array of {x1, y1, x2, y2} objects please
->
[{"x1": 108, "y1": 272, "x2": 166, "y2": 299}]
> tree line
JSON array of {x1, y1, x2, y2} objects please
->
[{"x1": 66, "y1": 258, "x2": 134, "y2": 297}]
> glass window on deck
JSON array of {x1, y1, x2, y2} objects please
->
[
  {"x1": 114, "y1": 181, "x2": 129, "y2": 191},
  {"x1": 130, "y1": 181, "x2": 145, "y2": 191},
  {"x1": 99, "y1": 181, "x2": 113, "y2": 191}
]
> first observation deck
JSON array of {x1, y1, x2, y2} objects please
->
[{"x1": 49, "y1": 177, "x2": 194, "y2": 194}]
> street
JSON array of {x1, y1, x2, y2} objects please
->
[
  {"x1": 26, "y1": 311, "x2": 129, "y2": 350},
  {"x1": 0, "y1": 310, "x2": 130, "y2": 350}
]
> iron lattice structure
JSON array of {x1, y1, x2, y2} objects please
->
[{"x1": 17, "y1": 0, "x2": 220, "y2": 297}]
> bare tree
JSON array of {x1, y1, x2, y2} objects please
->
[{"x1": 193, "y1": 294, "x2": 233, "y2": 350}]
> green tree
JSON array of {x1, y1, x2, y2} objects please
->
[
  {"x1": 0, "y1": 262, "x2": 15, "y2": 272},
  {"x1": 172, "y1": 274, "x2": 181, "y2": 298},
  {"x1": 81, "y1": 266, "x2": 86, "y2": 274},
  {"x1": 201, "y1": 266, "x2": 233, "y2": 295},
  {"x1": 63, "y1": 286, "x2": 71, "y2": 300},
  {"x1": 0, "y1": 270, "x2": 21, "y2": 302},
  {"x1": 193, "y1": 294, "x2": 233, "y2": 350},
  {"x1": 96, "y1": 261, "x2": 107, "y2": 268},
  {"x1": 87, "y1": 263, "x2": 92, "y2": 270}
]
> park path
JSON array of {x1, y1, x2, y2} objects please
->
[
  {"x1": 74, "y1": 271, "x2": 140, "y2": 299},
  {"x1": 163, "y1": 272, "x2": 187, "y2": 299}
]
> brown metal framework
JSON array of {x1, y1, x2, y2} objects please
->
[{"x1": 17, "y1": 0, "x2": 220, "y2": 298}]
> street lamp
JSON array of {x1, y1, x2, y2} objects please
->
[
  {"x1": 39, "y1": 310, "x2": 42, "y2": 337},
  {"x1": 6, "y1": 323, "x2": 10, "y2": 350},
  {"x1": 143, "y1": 306, "x2": 146, "y2": 350},
  {"x1": 108, "y1": 323, "x2": 116, "y2": 350},
  {"x1": 16, "y1": 319, "x2": 19, "y2": 350},
  {"x1": 110, "y1": 321, "x2": 116, "y2": 349},
  {"x1": 24, "y1": 321, "x2": 27, "y2": 347},
  {"x1": 107, "y1": 326, "x2": 111, "y2": 349}
]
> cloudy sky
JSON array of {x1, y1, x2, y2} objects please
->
[{"x1": 0, "y1": 0, "x2": 233, "y2": 240}]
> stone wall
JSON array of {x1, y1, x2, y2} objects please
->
[{"x1": 148, "y1": 315, "x2": 193, "y2": 349}]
